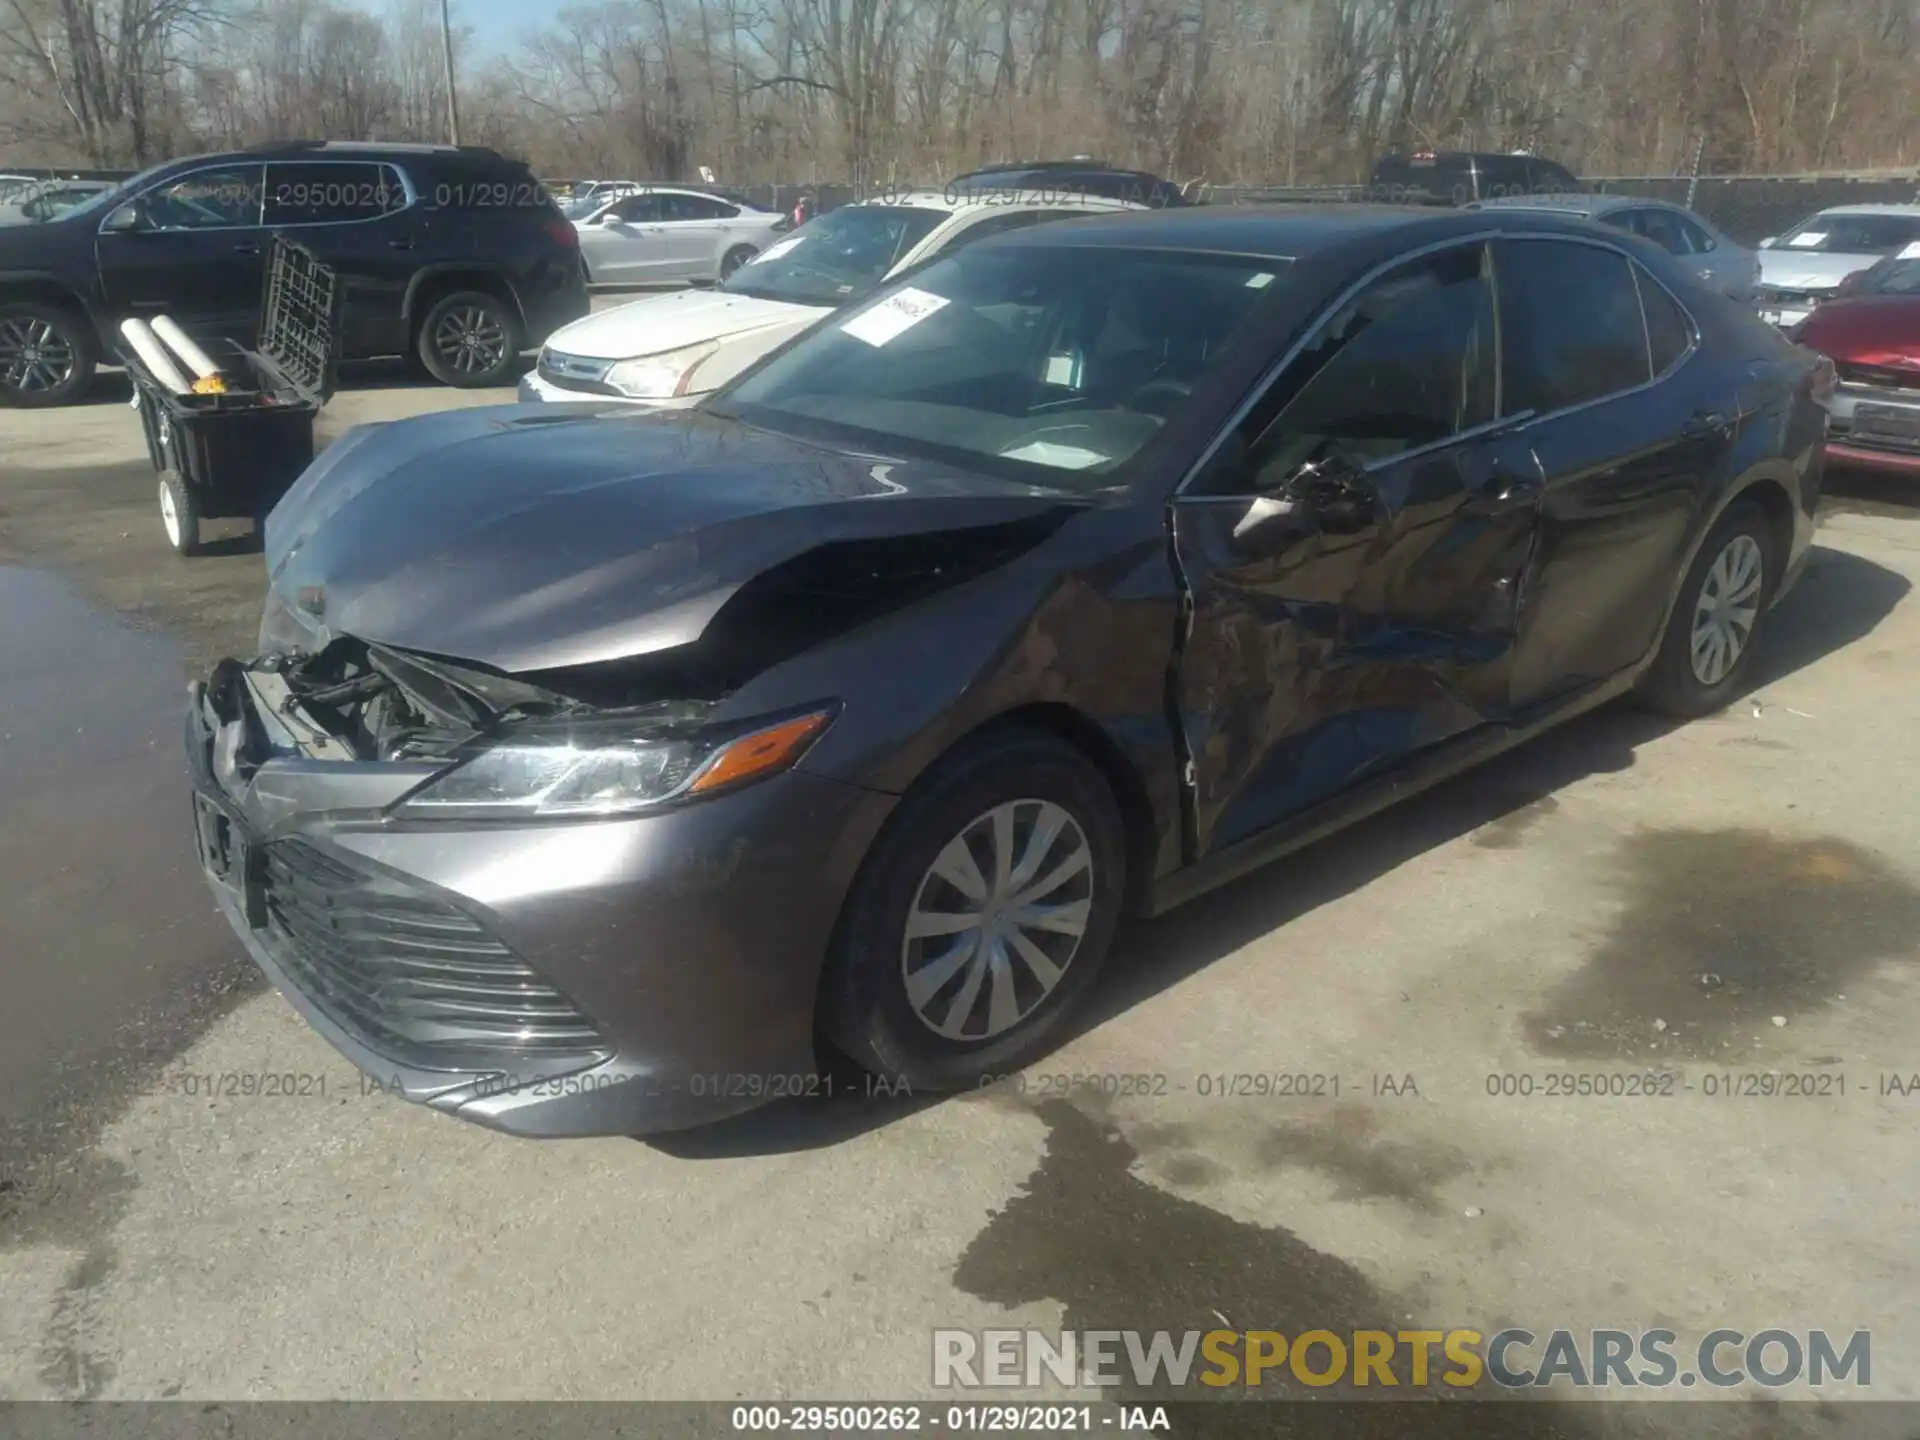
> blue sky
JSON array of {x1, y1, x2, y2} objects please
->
[{"x1": 451, "y1": 0, "x2": 544, "y2": 58}]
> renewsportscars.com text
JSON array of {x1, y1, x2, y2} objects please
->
[{"x1": 933, "y1": 1327, "x2": 1871, "y2": 1390}]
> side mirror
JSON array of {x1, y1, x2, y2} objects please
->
[
  {"x1": 1273, "y1": 448, "x2": 1378, "y2": 533},
  {"x1": 101, "y1": 202, "x2": 141, "y2": 233}
]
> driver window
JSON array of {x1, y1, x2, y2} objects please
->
[
  {"x1": 1241, "y1": 243, "x2": 1497, "y2": 491},
  {"x1": 144, "y1": 166, "x2": 264, "y2": 230},
  {"x1": 607, "y1": 194, "x2": 664, "y2": 223}
]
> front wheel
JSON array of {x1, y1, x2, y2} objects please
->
[
  {"x1": 0, "y1": 302, "x2": 97, "y2": 408},
  {"x1": 1637, "y1": 501, "x2": 1771, "y2": 717},
  {"x1": 820, "y1": 728, "x2": 1126, "y2": 1091},
  {"x1": 719, "y1": 245, "x2": 757, "y2": 281},
  {"x1": 415, "y1": 291, "x2": 521, "y2": 388}
]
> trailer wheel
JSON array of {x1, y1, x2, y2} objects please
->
[{"x1": 159, "y1": 472, "x2": 203, "y2": 557}]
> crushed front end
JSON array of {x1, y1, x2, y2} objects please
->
[{"x1": 184, "y1": 636, "x2": 894, "y2": 1137}]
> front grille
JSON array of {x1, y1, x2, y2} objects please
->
[
  {"x1": 261, "y1": 840, "x2": 609, "y2": 1073},
  {"x1": 537, "y1": 350, "x2": 621, "y2": 396},
  {"x1": 1836, "y1": 362, "x2": 1920, "y2": 392}
]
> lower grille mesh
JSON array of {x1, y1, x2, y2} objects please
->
[{"x1": 261, "y1": 840, "x2": 609, "y2": 1073}]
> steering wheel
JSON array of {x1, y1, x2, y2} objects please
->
[{"x1": 1126, "y1": 377, "x2": 1194, "y2": 417}]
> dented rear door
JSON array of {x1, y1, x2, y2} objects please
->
[{"x1": 1168, "y1": 238, "x2": 1543, "y2": 858}]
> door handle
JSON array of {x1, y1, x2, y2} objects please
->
[
  {"x1": 1685, "y1": 408, "x2": 1735, "y2": 437},
  {"x1": 1463, "y1": 468, "x2": 1542, "y2": 516},
  {"x1": 388, "y1": 237, "x2": 416, "y2": 250},
  {"x1": 232, "y1": 242, "x2": 261, "y2": 256}
]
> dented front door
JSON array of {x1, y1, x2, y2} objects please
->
[{"x1": 1167, "y1": 238, "x2": 1545, "y2": 858}]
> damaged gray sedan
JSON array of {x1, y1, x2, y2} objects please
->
[{"x1": 188, "y1": 206, "x2": 1824, "y2": 1136}]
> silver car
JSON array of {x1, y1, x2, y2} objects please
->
[
  {"x1": 1472, "y1": 193, "x2": 1758, "y2": 303},
  {"x1": 1753, "y1": 205, "x2": 1920, "y2": 329}
]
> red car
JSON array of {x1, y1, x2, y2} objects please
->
[{"x1": 1793, "y1": 255, "x2": 1920, "y2": 474}]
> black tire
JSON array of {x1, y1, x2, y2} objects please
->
[
  {"x1": 159, "y1": 471, "x2": 203, "y2": 557},
  {"x1": 821, "y1": 727, "x2": 1127, "y2": 1091},
  {"x1": 1637, "y1": 500, "x2": 1772, "y2": 718},
  {"x1": 0, "y1": 301, "x2": 98, "y2": 408},
  {"x1": 415, "y1": 291, "x2": 521, "y2": 388},
  {"x1": 719, "y1": 245, "x2": 757, "y2": 281}
]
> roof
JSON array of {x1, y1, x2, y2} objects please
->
[
  {"x1": 1471, "y1": 193, "x2": 1642, "y2": 216},
  {"x1": 1805, "y1": 203, "x2": 1920, "y2": 217},
  {"x1": 1001, "y1": 203, "x2": 1492, "y2": 257},
  {"x1": 855, "y1": 190, "x2": 1147, "y2": 216}
]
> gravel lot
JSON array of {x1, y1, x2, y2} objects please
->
[{"x1": 2, "y1": 352, "x2": 1918, "y2": 1434}]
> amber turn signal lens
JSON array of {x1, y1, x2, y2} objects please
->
[{"x1": 687, "y1": 710, "x2": 834, "y2": 795}]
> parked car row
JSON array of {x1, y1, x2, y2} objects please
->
[{"x1": 186, "y1": 198, "x2": 1836, "y2": 1139}]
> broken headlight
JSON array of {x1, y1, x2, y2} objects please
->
[{"x1": 394, "y1": 706, "x2": 834, "y2": 819}]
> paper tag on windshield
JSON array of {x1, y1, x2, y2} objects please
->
[
  {"x1": 1901, "y1": 241, "x2": 1920, "y2": 260},
  {"x1": 1788, "y1": 232, "x2": 1827, "y2": 248},
  {"x1": 751, "y1": 235, "x2": 804, "y2": 265},
  {"x1": 1000, "y1": 440, "x2": 1108, "y2": 470},
  {"x1": 841, "y1": 287, "x2": 949, "y2": 347}
]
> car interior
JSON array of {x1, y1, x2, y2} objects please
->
[{"x1": 735, "y1": 252, "x2": 1280, "y2": 475}]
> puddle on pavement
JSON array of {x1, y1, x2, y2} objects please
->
[
  {"x1": 952, "y1": 1100, "x2": 1597, "y2": 1434},
  {"x1": 1251, "y1": 1107, "x2": 1477, "y2": 1216},
  {"x1": 1525, "y1": 828, "x2": 1920, "y2": 1059},
  {"x1": 0, "y1": 567, "x2": 257, "y2": 1263},
  {"x1": 1472, "y1": 796, "x2": 1561, "y2": 851}
]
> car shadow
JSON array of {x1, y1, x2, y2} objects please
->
[{"x1": 646, "y1": 542, "x2": 1909, "y2": 1160}]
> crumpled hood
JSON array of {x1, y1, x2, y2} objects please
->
[
  {"x1": 1759, "y1": 249, "x2": 1885, "y2": 292},
  {"x1": 265, "y1": 404, "x2": 1075, "y2": 674},
  {"x1": 542, "y1": 288, "x2": 819, "y2": 361}
]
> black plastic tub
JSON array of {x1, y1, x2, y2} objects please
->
[{"x1": 121, "y1": 237, "x2": 342, "y2": 556}]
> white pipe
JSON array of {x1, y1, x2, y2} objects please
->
[
  {"x1": 118, "y1": 318, "x2": 192, "y2": 395},
  {"x1": 149, "y1": 315, "x2": 221, "y2": 382}
]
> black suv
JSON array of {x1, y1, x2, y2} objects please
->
[
  {"x1": 946, "y1": 160, "x2": 1189, "y2": 209},
  {"x1": 0, "y1": 140, "x2": 590, "y2": 407},
  {"x1": 1367, "y1": 150, "x2": 1582, "y2": 205}
]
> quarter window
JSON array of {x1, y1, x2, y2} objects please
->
[
  {"x1": 1637, "y1": 267, "x2": 1695, "y2": 376},
  {"x1": 1496, "y1": 239, "x2": 1650, "y2": 413},
  {"x1": 1243, "y1": 242, "x2": 1498, "y2": 486}
]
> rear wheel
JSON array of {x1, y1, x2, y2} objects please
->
[
  {"x1": 1638, "y1": 501, "x2": 1771, "y2": 717},
  {"x1": 159, "y1": 472, "x2": 203, "y2": 557},
  {"x1": 0, "y1": 302, "x2": 97, "y2": 408},
  {"x1": 820, "y1": 728, "x2": 1126, "y2": 1091},
  {"x1": 416, "y1": 291, "x2": 521, "y2": 388}
]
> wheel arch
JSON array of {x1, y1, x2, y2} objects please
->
[{"x1": 1640, "y1": 467, "x2": 1802, "y2": 680}]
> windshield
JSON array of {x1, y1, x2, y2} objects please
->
[
  {"x1": 711, "y1": 244, "x2": 1288, "y2": 486},
  {"x1": 1777, "y1": 213, "x2": 1920, "y2": 255},
  {"x1": 1854, "y1": 256, "x2": 1920, "y2": 296},
  {"x1": 720, "y1": 205, "x2": 948, "y2": 307}
]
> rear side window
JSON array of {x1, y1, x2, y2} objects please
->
[
  {"x1": 1636, "y1": 267, "x2": 1695, "y2": 376},
  {"x1": 1497, "y1": 239, "x2": 1651, "y2": 412},
  {"x1": 1526, "y1": 159, "x2": 1579, "y2": 194},
  {"x1": 1632, "y1": 208, "x2": 1695, "y2": 256},
  {"x1": 1673, "y1": 214, "x2": 1716, "y2": 252},
  {"x1": 666, "y1": 194, "x2": 737, "y2": 220},
  {"x1": 265, "y1": 163, "x2": 406, "y2": 225},
  {"x1": 1476, "y1": 159, "x2": 1533, "y2": 200}
]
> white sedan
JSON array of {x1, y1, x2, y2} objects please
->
[
  {"x1": 524, "y1": 191, "x2": 1145, "y2": 405},
  {"x1": 574, "y1": 186, "x2": 789, "y2": 286}
]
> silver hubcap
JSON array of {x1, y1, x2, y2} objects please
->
[
  {"x1": 0, "y1": 316, "x2": 76, "y2": 393},
  {"x1": 1690, "y1": 534, "x2": 1764, "y2": 687},
  {"x1": 901, "y1": 799, "x2": 1094, "y2": 1042},
  {"x1": 159, "y1": 480, "x2": 180, "y2": 546},
  {"x1": 434, "y1": 306, "x2": 508, "y2": 374}
]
